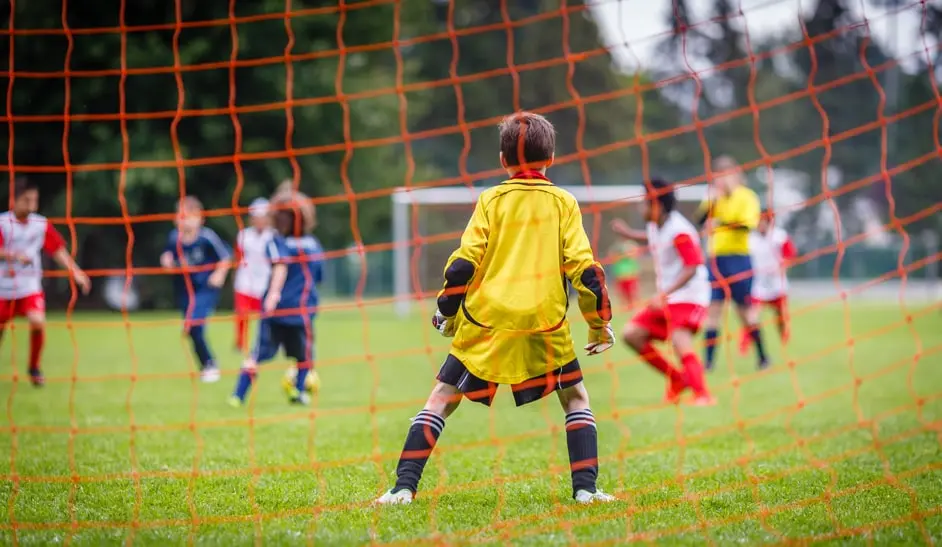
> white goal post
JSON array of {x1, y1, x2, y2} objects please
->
[{"x1": 391, "y1": 184, "x2": 708, "y2": 317}]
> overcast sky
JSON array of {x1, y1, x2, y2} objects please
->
[{"x1": 587, "y1": 0, "x2": 932, "y2": 73}]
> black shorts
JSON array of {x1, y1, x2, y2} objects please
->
[{"x1": 436, "y1": 354, "x2": 583, "y2": 407}]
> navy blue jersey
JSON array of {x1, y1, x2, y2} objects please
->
[
  {"x1": 265, "y1": 234, "x2": 324, "y2": 325},
  {"x1": 165, "y1": 227, "x2": 232, "y2": 293}
]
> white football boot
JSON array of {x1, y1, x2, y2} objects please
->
[
  {"x1": 574, "y1": 489, "x2": 616, "y2": 504},
  {"x1": 200, "y1": 364, "x2": 221, "y2": 383},
  {"x1": 374, "y1": 489, "x2": 414, "y2": 505}
]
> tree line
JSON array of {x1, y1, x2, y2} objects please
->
[{"x1": 1, "y1": 0, "x2": 938, "y2": 306}]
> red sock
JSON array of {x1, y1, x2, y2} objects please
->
[
  {"x1": 235, "y1": 315, "x2": 247, "y2": 351},
  {"x1": 681, "y1": 353, "x2": 708, "y2": 397},
  {"x1": 29, "y1": 328, "x2": 44, "y2": 372},
  {"x1": 639, "y1": 342, "x2": 683, "y2": 382}
]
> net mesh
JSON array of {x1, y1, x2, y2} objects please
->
[{"x1": 2, "y1": 0, "x2": 941, "y2": 545}]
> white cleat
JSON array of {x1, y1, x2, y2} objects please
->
[
  {"x1": 574, "y1": 489, "x2": 616, "y2": 504},
  {"x1": 200, "y1": 366, "x2": 221, "y2": 383},
  {"x1": 374, "y1": 489, "x2": 414, "y2": 505}
]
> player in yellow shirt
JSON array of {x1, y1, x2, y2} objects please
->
[
  {"x1": 375, "y1": 112, "x2": 616, "y2": 506},
  {"x1": 698, "y1": 155, "x2": 769, "y2": 370}
]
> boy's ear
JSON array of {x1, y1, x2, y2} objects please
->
[
  {"x1": 546, "y1": 153, "x2": 555, "y2": 168},
  {"x1": 499, "y1": 152, "x2": 507, "y2": 169}
]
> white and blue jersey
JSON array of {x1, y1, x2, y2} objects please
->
[
  {"x1": 164, "y1": 227, "x2": 232, "y2": 321},
  {"x1": 253, "y1": 234, "x2": 324, "y2": 364}
]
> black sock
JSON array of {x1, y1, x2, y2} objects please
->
[
  {"x1": 393, "y1": 409, "x2": 445, "y2": 494},
  {"x1": 565, "y1": 409, "x2": 598, "y2": 497},
  {"x1": 749, "y1": 325, "x2": 768, "y2": 364}
]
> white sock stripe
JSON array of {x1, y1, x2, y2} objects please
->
[
  {"x1": 566, "y1": 410, "x2": 595, "y2": 422},
  {"x1": 412, "y1": 418, "x2": 443, "y2": 435},
  {"x1": 415, "y1": 410, "x2": 446, "y2": 429},
  {"x1": 566, "y1": 419, "x2": 597, "y2": 429},
  {"x1": 566, "y1": 408, "x2": 594, "y2": 416}
]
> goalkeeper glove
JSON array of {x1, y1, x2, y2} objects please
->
[
  {"x1": 432, "y1": 310, "x2": 457, "y2": 338},
  {"x1": 584, "y1": 324, "x2": 615, "y2": 355}
]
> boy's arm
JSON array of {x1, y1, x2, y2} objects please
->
[
  {"x1": 205, "y1": 229, "x2": 233, "y2": 288},
  {"x1": 562, "y1": 201, "x2": 612, "y2": 330},
  {"x1": 160, "y1": 230, "x2": 178, "y2": 269},
  {"x1": 44, "y1": 225, "x2": 91, "y2": 294},
  {"x1": 263, "y1": 239, "x2": 289, "y2": 312},
  {"x1": 436, "y1": 196, "x2": 489, "y2": 318}
]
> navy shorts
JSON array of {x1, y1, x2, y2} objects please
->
[
  {"x1": 252, "y1": 318, "x2": 314, "y2": 364},
  {"x1": 436, "y1": 354, "x2": 583, "y2": 407},
  {"x1": 708, "y1": 254, "x2": 753, "y2": 306},
  {"x1": 178, "y1": 288, "x2": 220, "y2": 327}
]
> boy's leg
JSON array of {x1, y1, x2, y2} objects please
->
[
  {"x1": 670, "y1": 322, "x2": 714, "y2": 406},
  {"x1": 739, "y1": 298, "x2": 756, "y2": 356},
  {"x1": 283, "y1": 321, "x2": 315, "y2": 404},
  {"x1": 384, "y1": 381, "x2": 462, "y2": 500},
  {"x1": 623, "y1": 307, "x2": 686, "y2": 402},
  {"x1": 188, "y1": 290, "x2": 221, "y2": 380},
  {"x1": 556, "y1": 381, "x2": 613, "y2": 503},
  {"x1": 234, "y1": 293, "x2": 249, "y2": 352},
  {"x1": 774, "y1": 297, "x2": 790, "y2": 343},
  {"x1": 231, "y1": 319, "x2": 278, "y2": 405},
  {"x1": 379, "y1": 355, "x2": 489, "y2": 504},
  {"x1": 22, "y1": 295, "x2": 46, "y2": 387}
]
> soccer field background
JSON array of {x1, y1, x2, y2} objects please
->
[{"x1": 0, "y1": 301, "x2": 940, "y2": 545}]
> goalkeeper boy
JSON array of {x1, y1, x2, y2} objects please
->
[{"x1": 376, "y1": 112, "x2": 617, "y2": 506}]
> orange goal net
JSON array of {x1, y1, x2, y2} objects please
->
[{"x1": 2, "y1": 0, "x2": 941, "y2": 545}]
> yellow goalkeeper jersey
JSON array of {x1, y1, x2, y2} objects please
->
[
  {"x1": 699, "y1": 185, "x2": 761, "y2": 256},
  {"x1": 437, "y1": 173, "x2": 612, "y2": 384}
]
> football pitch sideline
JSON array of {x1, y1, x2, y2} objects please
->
[{"x1": 0, "y1": 301, "x2": 939, "y2": 546}]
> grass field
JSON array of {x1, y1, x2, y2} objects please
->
[{"x1": 0, "y1": 299, "x2": 940, "y2": 546}]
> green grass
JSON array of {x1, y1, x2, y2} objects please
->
[{"x1": 0, "y1": 299, "x2": 940, "y2": 546}]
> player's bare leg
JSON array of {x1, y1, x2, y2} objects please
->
[
  {"x1": 703, "y1": 300, "x2": 724, "y2": 371},
  {"x1": 557, "y1": 383, "x2": 614, "y2": 503},
  {"x1": 775, "y1": 300, "x2": 790, "y2": 344},
  {"x1": 671, "y1": 329, "x2": 715, "y2": 406},
  {"x1": 737, "y1": 303, "x2": 769, "y2": 370},
  {"x1": 624, "y1": 322, "x2": 686, "y2": 403},
  {"x1": 376, "y1": 381, "x2": 462, "y2": 505},
  {"x1": 25, "y1": 309, "x2": 46, "y2": 387}
]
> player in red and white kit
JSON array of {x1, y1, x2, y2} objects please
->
[
  {"x1": 612, "y1": 178, "x2": 714, "y2": 406},
  {"x1": 233, "y1": 197, "x2": 275, "y2": 353},
  {"x1": 739, "y1": 210, "x2": 796, "y2": 353},
  {"x1": 0, "y1": 178, "x2": 91, "y2": 386}
]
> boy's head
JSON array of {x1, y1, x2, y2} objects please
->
[
  {"x1": 11, "y1": 177, "x2": 38, "y2": 220},
  {"x1": 248, "y1": 197, "x2": 271, "y2": 230},
  {"x1": 642, "y1": 178, "x2": 675, "y2": 224},
  {"x1": 498, "y1": 112, "x2": 555, "y2": 171},
  {"x1": 711, "y1": 155, "x2": 743, "y2": 195},
  {"x1": 175, "y1": 195, "x2": 204, "y2": 233},
  {"x1": 271, "y1": 182, "x2": 315, "y2": 237},
  {"x1": 758, "y1": 208, "x2": 772, "y2": 233}
]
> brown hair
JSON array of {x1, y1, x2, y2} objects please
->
[
  {"x1": 271, "y1": 180, "x2": 315, "y2": 235},
  {"x1": 12, "y1": 177, "x2": 36, "y2": 199},
  {"x1": 498, "y1": 112, "x2": 555, "y2": 168},
  {"x1": 177, "y1": 195, "x2": 203, "y2": 213}
]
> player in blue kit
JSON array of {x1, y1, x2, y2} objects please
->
[
  {"x1": 160, "y1": 196, "x2": 232, "y2": 382},
  {"x1": 229, "y1": 187, "x2": 323, "y2": 406}
]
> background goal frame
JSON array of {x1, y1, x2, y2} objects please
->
[{"x1": 391, "y1": 183, "x2": 709, "y2": 316}]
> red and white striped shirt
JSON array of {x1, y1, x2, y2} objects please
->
[{"x1": 0, "y1": 212, "x2": 65, "y2": 299}]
